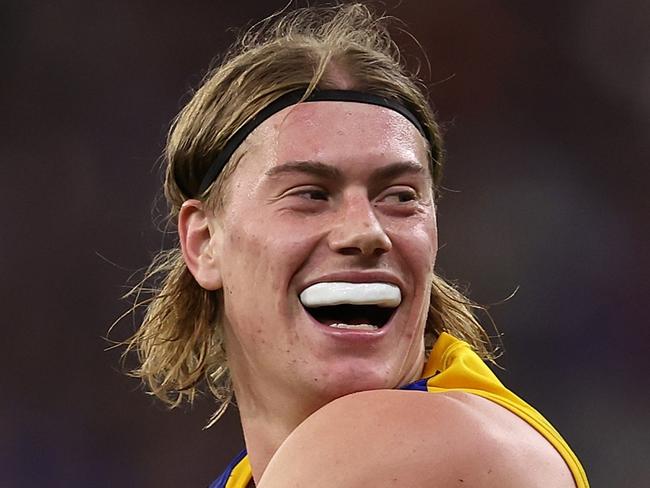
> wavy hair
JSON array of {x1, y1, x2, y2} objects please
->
[{"x1": 119, "y1": 3, "x2": 499, "y2": 426}]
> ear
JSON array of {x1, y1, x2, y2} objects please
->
[{"x1": 178, "y1": 199, "x2": 223, "y2": 290}]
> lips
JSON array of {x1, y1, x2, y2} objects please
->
[{"x1": 299, "y1": 282, "x2": 401, "y2": 331}]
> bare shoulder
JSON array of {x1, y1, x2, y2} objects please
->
[{"x1": 258, "y1": 389, "x2": 575, "y2": 488}]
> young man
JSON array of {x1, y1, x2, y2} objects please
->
[{"x1": 125, "y1": 4, "x2": 588, "y2": 487}]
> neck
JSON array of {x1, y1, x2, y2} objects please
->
[{"x1": 235, "y1": 384, "x2": 325, "y2": 483}]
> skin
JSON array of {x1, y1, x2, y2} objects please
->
[
  {"x1": 179, "y1": 101, "x2": 575, "y2": 486},
  {"x1": 258, "y1": 391, "x2": 576, "y2": 488}
]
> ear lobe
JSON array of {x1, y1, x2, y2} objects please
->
[{"x1": 178, "y1": 199, "x2": 223, "y2": 290}]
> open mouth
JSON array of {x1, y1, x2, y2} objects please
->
[
  {"x1": 299, "y1": 282, "x2": 401, "y2": 331},
  {"x1": 304, "y1": 304, "x2": 396, "y2": 330}
]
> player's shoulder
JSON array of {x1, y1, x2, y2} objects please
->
[{"x1": 258, "y1": 389, "x2": 575, "y2": 488}]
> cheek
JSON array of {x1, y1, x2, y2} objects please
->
[
  {"x1": 391, "y1": 216, "x2": 438, "y2": 273},
  {"x1": 220, "y1": 213, "x2": 323, "y2": 300},
  {"x1": 221, "y1": 224, "x2": 276, "y2": 293}
]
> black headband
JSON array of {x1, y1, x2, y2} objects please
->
[{"x1": 180, "y1": 89, "x2": 431, "y2": 197}]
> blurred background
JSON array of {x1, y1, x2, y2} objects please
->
[{"x1": 1, "y1": 1, "x2": 647, "y2": 486}]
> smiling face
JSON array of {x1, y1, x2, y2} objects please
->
[{"x1": 211, "y1": 101, "x2": 438, "y2": 409}]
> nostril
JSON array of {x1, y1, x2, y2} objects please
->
[
  {"x1": 335, "y1": 243, "x2": 390, "y2": 257},
  {"x1": 372, "y1": 247, "x2": 389, "y2": 257},
  {"x1": 332, "y1": 237, "x2": 392, "y2": 257}
]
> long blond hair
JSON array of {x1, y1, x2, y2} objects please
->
[{"x1": 120, "y1": 3, "x2": 498, "y2": 426}]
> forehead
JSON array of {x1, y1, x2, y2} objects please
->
[{"x1": 243, "y1": 101, "x2": 429, "y2": 172}]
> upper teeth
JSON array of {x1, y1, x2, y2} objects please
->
[{"x1": 299, "y1": 282, "x2": 401, "y2": 308}]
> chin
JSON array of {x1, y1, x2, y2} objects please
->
[{"x1": 303, "y1": 357, "x2": 401, "y2": 405}]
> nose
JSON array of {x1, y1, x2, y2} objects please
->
[{"x1": 328, "y1": 195, "x2": 392, "y2": 257}]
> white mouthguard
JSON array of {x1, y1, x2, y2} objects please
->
[{"x1": 299, "y1": 282, "x2": 401, "y2": 308}]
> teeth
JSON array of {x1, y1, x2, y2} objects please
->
[
  {"x1": 299, "y1": 282, "x2": 401, "y2": 308},
  {"x1": 328, "y1": 323, "x2": 379, "y2": 331}
]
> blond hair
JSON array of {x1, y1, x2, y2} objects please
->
[{"x1": 121, "y1": 3, "x2": 498, "y2": 426}]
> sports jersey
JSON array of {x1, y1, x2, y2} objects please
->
[{"x1": 209, "y1": 332, "x2": 589, "y2": 488}]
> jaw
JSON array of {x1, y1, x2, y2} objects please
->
[
  {"x1": 226, "y1": 296, "x2": 428, "y2": 439},
  {"x1": 225, "y1": 278, "x2": 429, "y2": 405}
]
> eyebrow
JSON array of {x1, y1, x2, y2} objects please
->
[
  {"x1": 264, "y1": 159, "x2": 427, "y2": 182},
  {"x1": 371, "y1": 160, "x2": 427, "y2": 182},
  {"x1": 265, "y1": 160, "x2": 342, "y2": 180}
]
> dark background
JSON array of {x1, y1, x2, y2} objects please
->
[{"x1": 2, "y1": 1, "x2": 648, "y2": 486}]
